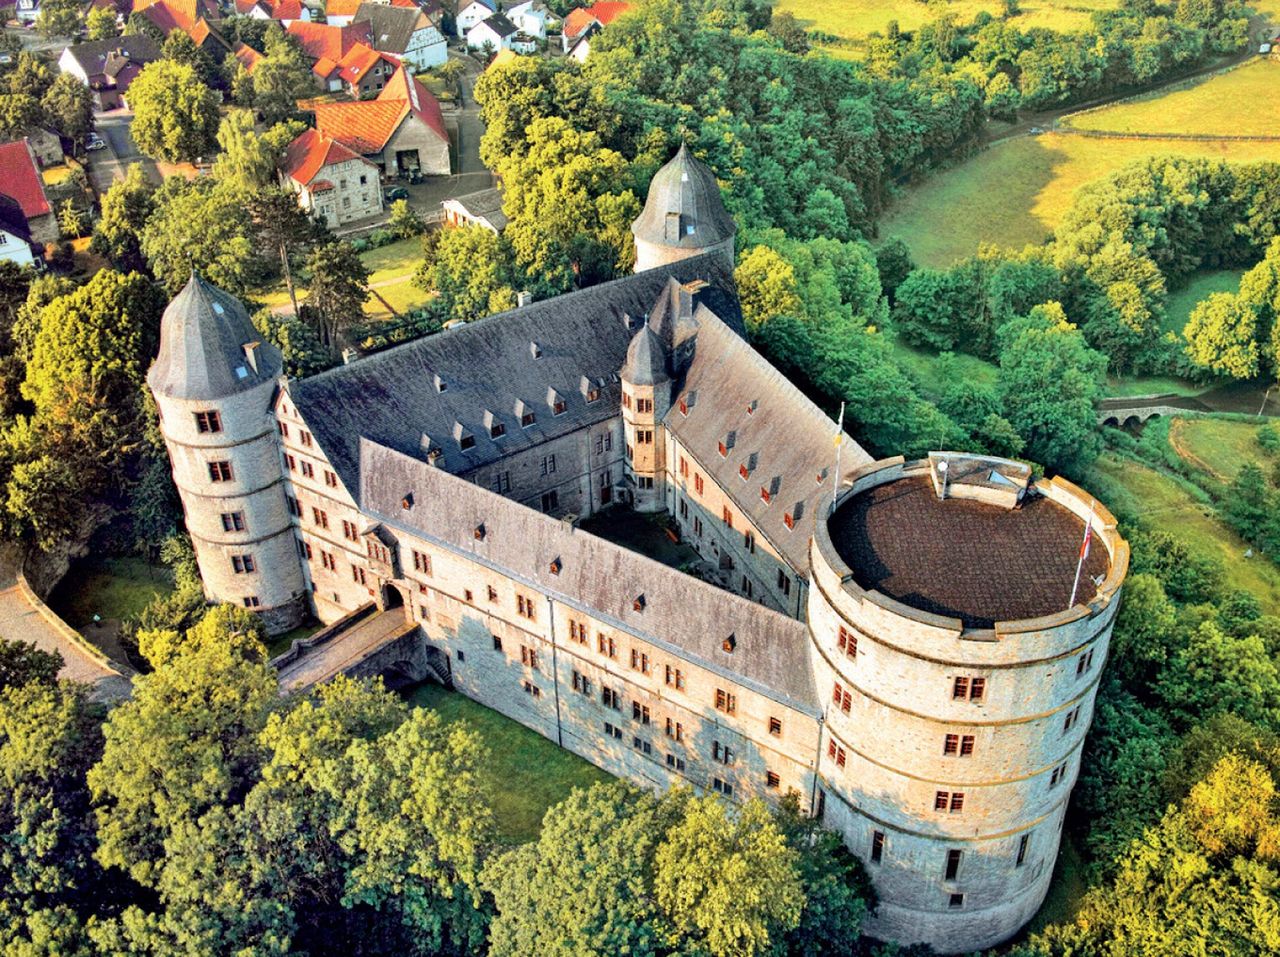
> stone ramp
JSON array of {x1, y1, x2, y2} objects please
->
[
  {"x1": 275, "y1": 605, "x2": 418, "y2": 693},
  {"x1": 0, "y1": 553, "x2": 133, "y2": 702}
]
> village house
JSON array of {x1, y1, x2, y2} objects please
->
[
  {"x1": 0, "y1": 139, "x2": 56, "y2": 245},
  {"x1": 336, "y1": 42, "x2": 402, "y2": 99},
  {"x1": 353, "y1": 1, "x2": 447, "y2": 69},
  {"x1": 455, "y1": 0, "x2": 495, "y2": 34},
  {"x1": 281, "y1": 127, "x2": 383, "y2": 226},
  {"x1": 231, "y1": 41, "x2": 264, "y2": 75},
  {"x1": 287, "y1": 20, "x2": 374, "y2": 90},
  {"x1": 310, "y1": 64, "x2": 450, "y2": 177},
  {"x1": 134, "y1": 0, "x2": 220, "y2": 34},
  {"x1": 441, "y1": 187, "x2": 506, "y2": 233},
  {"x1": 0, "y1": 196, "x2": 38, "y2": 268},
  {"x1": 232, "y1": 0, "x2": 311, "y2": 22},
  {"x1": 506, "y1": 0, "x2": 555, "y2": 40},
  {"x1": 561, "y1": 0, "x2": 628, "y2": 53},
  {"x1": 187, "y1": 17, "x2": 234, "y2": 58},
  {"x1": 58, "y1": 35, "x2": 161, "y2": 111},
  {"x1": 466, "y1": 12, "x2": 519, "y2": 52}
]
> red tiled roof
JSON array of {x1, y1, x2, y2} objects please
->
[
  {"x1": 312, "y1": 55, "x2": 341, "y2": 79},
  {"x1": 337, "y1": 41, "x2": 398, "y2": 84},
  {"x1": 377, "y1": 64, "x2": 446, "y2": 141},
  {"x1": 0, "y1": 139, "x2": 52, "y2": 219},
  {"x1": 313, "y1": 99, "x2": 407, "y2": 153},
  {"x1": 564, "y1": 1, "x2": 628, "y2": 37},
  {"x1": 287, "y1": 20, "x2": 372, "y2": 61},
  {"x1": 232, "y1": 0, "x2": 264, "y2": 14},
  {"x1": 325, "y1": 0, "x2": 362, "y2": 16},
  {"x1": 135, "y1": 0, "x2": 217, "y2": 33},
  {"x1": 312, "y1": 179, "x2": 335, "y2": 192},
  {"x1": 267, "y1": 0, "x2": 303, "y2": 18},
  {"x1": 282, "y1": 127, "x2": 371, "y2": 186},
  {"x1": 232, "y1": 41, "x2": 263, "y2": 73}
]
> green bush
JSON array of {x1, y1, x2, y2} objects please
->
[{"x1": 1257, "y1": 423, "x2": 1280, "y2": 455}]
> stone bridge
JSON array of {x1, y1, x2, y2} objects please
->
[
  {"x1": 1098, "y1": 393, "x2": 1209, "y2": 427},
  {"x1": 273, "y1": 602, "x2": 450, "y2": 694}
]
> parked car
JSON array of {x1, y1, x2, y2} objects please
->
[
  {"x1": 85, "y1": 133, "x2": 106, "y2": 151},
  {"x1": 385, "y1": 185, "x2": 410, "y2": 201}
]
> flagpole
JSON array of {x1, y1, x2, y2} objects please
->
[
  {"x1": 1068, "y1": 501, "x2": 1095, "y2": 608},
  {"x1": 830, "y1": 402, "x2": 845, "y2": 517}
]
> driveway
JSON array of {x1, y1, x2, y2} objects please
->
[{"x1": 84, "y1": 110, "x2": 161, "y2": 194}]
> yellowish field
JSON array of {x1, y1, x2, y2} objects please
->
[
  {"x1": 1065, "y1": 60, "x2": 1280, "y2": 136},
  {"x1": 775, "y1": 0, "x2": 1119, "y2": 46},
  {"x1": 879, "y1": 133, "x2": 1280, "y2": 267}
]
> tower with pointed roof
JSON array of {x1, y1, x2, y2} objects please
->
[
  {"x1": 619, "y1": 318, "x2": 673, "y2": 512},
  {"x1": 147, "y1": 275, "x2": 308, "y2": 634},
  {"x1": 631, "y1": 143, "x2": 736, "y2": 274}
]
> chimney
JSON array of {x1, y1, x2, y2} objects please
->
[
  {"x1": 517, "y1": 289, "x2": 533, "y2": 307},
  {"x1": 342, "y1": 347, "x2": 357, "y2": 364},
  {"x1": 242, "y1": 341, "x2": 260, "y2": 374}
]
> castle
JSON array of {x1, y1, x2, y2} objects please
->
[{"x1": 147, "y1": 145, "x2": 1129, "y2": 954}]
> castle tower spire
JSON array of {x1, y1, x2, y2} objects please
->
[
  {"x1": 631, "y1": 142, "x2": 736, "y2": 274},
  {"x1": 147, "y1": 275, "x2": 308, "y2": 635}
]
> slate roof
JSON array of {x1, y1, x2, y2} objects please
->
[
  {"x1": 475, "y1": 12, "x2": 518, "y2": 38},
  {"x1": 148, "y1": 274, "x2": 282, "y2": 401},
  {"x1": 443, "y1": 186, "x2": 506, "y2": 230},
  {"x1": 632, "y1": 143, "x2": 736, "y2": 250},
  {"x1": 61, "y1": 35, "x2": 161, "y2": 79},
  {"x1": 622, "y1": 323, "x2": 668, "y2": 386},
  {"x1": 287, "y1": 253, "x2": 741, "y2": 497},
  {"x1": 282, "y1": 127, "x2": 373, "y2": 187},
  {"x1": 0, "y1": 139, "x2": 51, "y2": 219},
  {"x1": 353, "y1": 1, "x2": 428, "y2": 54},
  {"x1": 664, "y1": 310, "x2": 871, "y2": 576},
  {"x1": 0, "y1": 194, "x2": 34, "y2": 247},
  {"x1": 360, "y1": 439, "x2": 819, "y2": 714}
]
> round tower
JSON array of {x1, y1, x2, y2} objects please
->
[
  {"x1": 807, "y1": 454, "x2": 1128, "y2": 954},
  {"x1": 147, "y1": 275, "x2": 308, "y2": 635},
  {"x1": 631, "y1": 143, "x2": 736, "y2": 274},
  {"x1": 619, "y1": 322, "x2": 671, "y2": 513}
]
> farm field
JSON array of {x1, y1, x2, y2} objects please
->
[
  {"x1": 775, "y1": 0, "x2": 1120, "y2": 50},
  {"x1": 1064, "y1": 60, "x2": 1280, "y2": 136},
  {"x1": 879, "y1": 134, "x2": 1280, "y2": 267},
  {"x1": 404, "y1": 682, "x2": 613, "y2": 844},
  {"x1": 1088, "y1": 453, "x2": 1280, "y2": 614},
  {"x1": 1168, "y1": 416, "x2": 1278, "y2": 490}
]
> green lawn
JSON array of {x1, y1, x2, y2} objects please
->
[
  {"x1": 1168, "y1": 416, "x2": 1278, "y2": 490},
  {"x1": 1026, "y1": 833, "x2": 1088, "y2": 936},
  {"x1": 1163, "y1": 269, "x2": 1244, "y2": 337},
  {"x1": 251, "y1": 238, "x2": 427, "y2": 319},
  {"x1": 889, "y1": 341, "x2": 999, "y2": 399},
  {"x1": 1065, "y1": 60, "x2": 1280, "y2": 137},
  {"x1": 47, "y1": 555, "x2": 174, "y2": 627},
  {"x1": 404, "y1": 682, "x2": 613, "y2": 844},
  {"x1": 879, "y1": 134, "x2": 1280, "y2": 268},
  {"x1": 267, "y1": 620, "x2": 323, "y2": 659},
  {"x1": 1088, "y1": 453, "x2": 1280, "y2": 614}
]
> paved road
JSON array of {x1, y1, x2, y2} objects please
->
[
  {"x1": 276, "y1": 608, "x2": 415, "y2": 692},
  {"x1": 0, "y1": 551, "x2": 132, "y2": 702},
  {"x1": 84, "y1": 110, "x2": 161, "y2": 194}
]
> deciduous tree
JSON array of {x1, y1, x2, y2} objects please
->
[{"x1": 127, "y1": 60, "x2": 219, "y2": 164}]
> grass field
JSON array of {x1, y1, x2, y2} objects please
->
[
  {"x1": 775, "y1": 0, "x2": 1119, "y2": 49},
  {"x1": 48, "y1": 556, "x2": 174, "y2": 627},
  {"x1": 405, "y1": 682, "x2": 613, "y2": 844},
  {"x1": 890, "y1": 341, "x2": 1000, "y2": 398},
  {"x1": 1065, "y1": 60, "x2": 1280, "y2": 136},
  {"x1": 1026, "y1": 834, "x2": 1087, "y2": 936},
  {"x1": 253, "y1": 237, "x2": 431, "y2": 320},
  {"x1": 880, "y1": 134, "x2": 1280, "y2": 267},
  {"x1": 1168, "y1": 416, "x2": 1278, "y2": 489},
  {"x1": 1164, "y1": 270, "x2": 1244, "y2": 336},
  {"x1": 1088, "y1": 453, "x2": 1280, "y2": 614}
]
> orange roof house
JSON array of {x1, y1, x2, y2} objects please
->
[
  {"x1": 287, "y1": 20, "x2": 373, "y2": 62},
  {"x1": 310, "y1": 65, "x2": 449, "y2": 176},
  {"x1": 563, "y1": 0, "x2": 628, "y2": 40},
  {"x1": 232, "y1": 41, "x2": 264, "y2": 74},
  {"x1": 280, "y1": 127, "x2": 383, "y2": 226},
  {"x1": 336, "y1": 42, "x2": 401, "y2": 98},
  {"x1": 135, "y1": 0, "x2": 218, "y2": 33}
]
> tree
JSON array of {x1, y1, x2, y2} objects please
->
[
  {"x1": 1224, "y1": 461, "x2": 1270, "y2": 543},
  {"x1": 0, "y1": 93, "x2": 41, "y2": 141},
  {"x1": 1156, "y1": 619, "x2": 1280, "y2": 729},
  {"x1": 6, "y1": 453, "x2": 86, "y2": 550},
  {"x1": 85, "y1": 5, "x2": 119, "y2": 41},
  {"x1": 127, "y1": 60, "x2": 219, "y2": 164},
  {"x1": 874, "y1": 238, "x2": 914, "y2": 304},
  {"x1": 305, "y1": 241, "x2": 369, "y2": 346},
  {"x1": 211, "y1": 109, "x2": 279, "y2": 190},
  {"x1": 251, "y1": 25, "x2": 313, "y2": 126},
  {"x1": 161, "y1": 29, "x2": 222, "y2": 92},
  {"x1": 735, "y1": 245, "x2": 801, "y2": 332},
  {"x1": 40, "y1": 73, "x2": 92, "y2": 145},
  {"x1": 387, "y1": 199, "x2": 425, "y2": 239},
  {"x1": 91, "y1": 164, "x2": 154, "y2": 271},
  {"x1": 88, "y1": 606, "x2": 275, "y2": 886},
  {"x1": 142, "y1": 178, "x2": 262, "y2": 294},
  {"x1": 7, "y1": 52, "x2": 53, "y2": 101},
  {"x1": 0, "y1": 638, "x2": 61, "y2": 692},
  {"x1": 1183, "y1": 291, "x2": 1260, "y2": 379},
  {"x1": 246, "y1": 189, "x2": 321, "y2": 317},
  {"x1": 995, "y1": 302, "x2": 1107, "y2": 474},
  {"x1": 0, "y1": 681, "x2": 104, "y2": 943},
  {"x1": 35, "y1": 0, "x2": 82, "y2": 39},
  {"x1": 416, "y1": 226, "x2": 516, "y2": 323},
  {"x1": 57, "y1": 200, "x2": 85, "y2": 240}
]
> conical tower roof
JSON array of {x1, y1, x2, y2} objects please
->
[
  {"x1": 621, "y1": 322, "x2": 670, "y2": 387},
  {"x1": 631, "y1": 143, "x2": 735, "y2": 250},
  {"x1": 147, "y1": 274, "x2": 282, "y2": 401}
]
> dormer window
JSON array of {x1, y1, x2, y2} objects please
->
[
  {"x1": 784, "y1": 512, "x2": 795, "y2": 529},
  {"x1": 427, "y1": 448, "x2": 443, "y2": 465},
  {"x1": 454, "y1": 421, "x2": 475, "y2": 450},
  {"x1": 474, "y1": 523, "x2": 485, "y2": 541},
  {"x1": 760, "y1": 486, "x2": 771, "y2": 504},
  {"x1": 548, "y1": 388, "x2": 565, "y2": 416},
  {"x1": 722, "y1": 634, "x2": 736, "y2": 653},
  {"x1": 434, "y1": 374, "x2": 446, "y2": 393},
  {"x1": 739, "y1": 463, "x2": 749, "y2": 481},
  {"x1": 549, "y1": 557, "x2": 561, "y2": 575},
  {"x1": 718, "y1": 441, "x2": 728, "y2": 457},
  {"x1": 522, "y1": 410, "x2": 536, "y2": 427},
  {"x1": 530, "y1": 341, "x2": 542, "y2": 359},
  {"x1": 401, "y1": 493, "x2": 414, "y2": 510},
  {"x1": 678, "y1": 398, "x2": 688, "y2": 415},
  {"x1": 633, "y1": 594, "x2": 645, "y2": 612},
  {"x1": 746, "y1": 400, "x2": 757, "y2": 415},
  {"x1": 581, "y1": 376, "x2": 600, "y2": 403},
  {"x1": 490, "y1": 422, "x2": 506, "y2": 438},
  {"x1": 587, "y1": 387, "x2": 600, "y2": 402}
]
